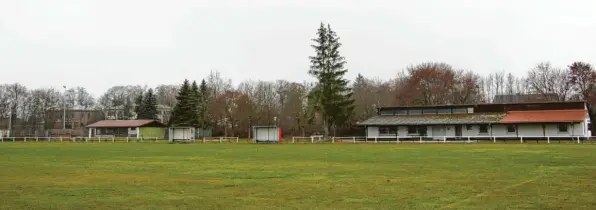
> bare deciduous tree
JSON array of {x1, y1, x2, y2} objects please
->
[{"x1": 526, "y1": 62, "x2": 572, "y2": 101}]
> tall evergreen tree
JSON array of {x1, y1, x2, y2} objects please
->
[
  {"x1": 308, "y1": 23, "x2": 355, "y2": 136},
  {"x1": 134, "y1": 93, "x2": 144, "y2": 119},
  {"x1": 198, "y1": 79, "x2": 209, "y2": 128},
  {"x1": 169, "y1": 80, "x2": 193, "y2": 126},
  {"x1": 122, "y1": 98, "x2": 135, "y2": 120},
  {"x1": 140, "y1": 88, "x2": 158, "y2": 120},
  {"x1": 189, "y1": 81, "x2": 201, "y2": 127}
]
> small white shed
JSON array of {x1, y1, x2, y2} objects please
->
[
  {"x1": 168, "y1": 127, "x2": 195, "y2": 142},
  {"x1": 253, "y1": 126, "x2": 282, "y2": 143}
]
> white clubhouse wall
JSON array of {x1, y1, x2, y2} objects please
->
[{"x1": 366, "y1": 122, "x2": 587, "y2": 139}]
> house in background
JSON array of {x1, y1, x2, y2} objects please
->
[
  {"x1": 357, "y1": 101, "x2": 591, "y2": 139},
  {"x1": 46, "y1": 109, "x2": 104, "y2": 137},
  {"x1": 86, "y1": 120, "x2": 166, "y2": 138},
  {"x1": 103, "y1": 104, "x2": 172, "y2": 124}
]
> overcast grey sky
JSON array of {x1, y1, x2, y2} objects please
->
[{"x1": 1, "y1": 0, "x2": 595, "y2": 97}]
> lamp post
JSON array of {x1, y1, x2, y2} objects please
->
[
  {"x1": 7, "y1": 101, "x2": 12, "y2": 137},
  {"x1": 63, "y1": 86, "x2": 66, "y2": 130}
]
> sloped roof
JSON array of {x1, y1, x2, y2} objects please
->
[
  {"x1": 499, "y1": 109, "x2": 587, "y2": 124},
  {"x1": 86, "y1": 120, "x2": 166, "y2": 128},
  {"x1": 357, "y1": 113, "x2": 505, "y2": 126}
]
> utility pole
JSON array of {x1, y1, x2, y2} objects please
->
[
  {"x1": 8, "y1": 101, "x2": 12, "y2": 137},
  {"x1": 63, "y1": 86, "x2": 66, "y2": 130}
]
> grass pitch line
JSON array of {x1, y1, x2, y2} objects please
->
[{"x1": 439, "y1": 178, "x2": 537, "y2": 209}]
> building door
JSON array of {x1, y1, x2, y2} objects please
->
[
  {"x1": 455, "y1": 125, "x2": 462, "y2": 137},
  {"x1": 432, "y1": 126, "x2": 446, "y2": 140}
]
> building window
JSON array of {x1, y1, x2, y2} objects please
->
[
  {"x1": 479, "y1": 125, "x2": 488, "y2": 133},
  {"x1": 395, "y1": 109, "x2": 408, "y2": 115},
  {"x1": 453, "y1": 108, "x2": 467, "y2": 114},
  {"x1": 380, "y1": 110, "x2": 394, "y2": 115},
  {"x1": 437, "y1": 108, "x2": 451, "y2": 114},
  {"x1": 466, "y1": 125, "x2": 473, "y2": 131},
  {"x1": 409, "y1": 109, "x2": 422, "y2": 115},
  {"x1": 558, "y1": 124, "x2": 569, "y2": 133},
  {"x1": 407, "y1": 126, "x2": 419, "y2": 134},
  {"x1": 130, "y1": 127, "x2": 136, "y2": 131},
  {"x1": 379, "y1": 126, "x2": 398, "y2": 135},
  {"x1": 422, "y1": 108, "x2": 437, "y2": 115},
  {"x1": 507, "y1": 125, "x2": 516, "y2": 133}
]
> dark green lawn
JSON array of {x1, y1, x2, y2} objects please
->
[{"x1": 1, "y1": 143, "x2": 595, "y2": 209}]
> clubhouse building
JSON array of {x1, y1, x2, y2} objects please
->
[{"x1": 357, "y1": 101, "x2": 591, "y2": 140}]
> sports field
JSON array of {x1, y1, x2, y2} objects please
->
[{"x1": 1, "y1": 143, "x2": 596, "y2": 209}]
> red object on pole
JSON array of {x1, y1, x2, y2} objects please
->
[{"x1": 278, "y1": 127, "x2": 282, "y2": 142}]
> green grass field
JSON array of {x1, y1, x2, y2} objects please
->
[{"x1": 1, "y1": 143, "x2": 596, "y2": 209}]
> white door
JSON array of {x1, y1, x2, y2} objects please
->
[
  {"x1": 432, "y1": 126, "x2": 446, "y2": 140},
  {"x1": 255, "y1": 128, "x2": 269, "y2": 141},
  {"x1": 173, "y1": 128, "x2": 186, "y2": 140}
]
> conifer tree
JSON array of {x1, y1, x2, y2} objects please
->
[
  {"x1": 198, "y1": 79, "x2": 209, "y2": 128},
  {"x1": 189, "y1": 81, "x2": 201, "y2": 127},
  {"x1": 169, "y1": 80, "x2": 192, "y2": 126},
  {"x1": 308, "y1": 23, "x2": 355, "y2": 136},
  {"x1": 140, "y1": 88, "x2": 158, "y2": 120},
  {"x1": 134, "y1": 93, "x2": 144, "y2": 119}
]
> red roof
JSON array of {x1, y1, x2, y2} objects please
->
[
  {"x1": 86, "y1": 120, "x2": 166, "y2": 128},
  {"x1": 499, "y1": 109, "x2": 587, "y2": 124}
]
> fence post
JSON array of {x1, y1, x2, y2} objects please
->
[
  {"x1": 493, "y1": 136, "x2": 496, "y2": 143},
  {"x1": 547, "y1": 136, "x2": 550, "y2": 144},
  {"x1": 12, "y1": 137, "x2": 15, "y2": 142},
  {"x1": 419, "y1": 136, "x2": 422, "y2": 143},
  {"x1": 36, "y1": 137, "x2": 38, "y2": 142},
  {"x1": 467, "y1": 136, "x2": 471, "y2": 143},
  {"x1": 332, "y1": 137, "x2": 335, "y2": 144},
  {"x1": 60, "y1": 137, "x2": 63, "y2": 142},
  {"x1": 520, "y1": 136, "x2": 523, "y2": 144},
  {"x1": 112, "y1": 137, "x2": 115, "y2": 143},
  {"x1": 219, "y1": 137, "x2": 222, "y2": 143},
  {"x1": 353, "y1": 136, "x2": 356, "y2": 143},
  {"x1": 126, "y1": 137, "x2": 129, "y2": 143},
  {"x1": 292, "y1": 137, "x2": 295, "y2": 143},
  {"x1": 396, "y1": 136, "x2": 400, "y2": 143},
  {"x1": 24, "y1": 137, "x2": 27, "y2": 142},
  {"x1": 99, "y1": 136, "x2": 101, "y2": 142},
  {"x1": 156, "y1": 137, "x2": 159, "y2": 143},
  {"x1": 85, "y1": 138, "x2": 88, "y2": 143},
  {"x1": 443, "y1": 136, "x2": 446, "y2": 143},
  {"x1": 578, "y1": 136, "x2": 581, "y2": 144},
  {"x1": 375, "y1": 137, "x2": 378, "y2": 143},
  {"x1": 236, "y1": 137, "x2": 239, "y2": 143}
]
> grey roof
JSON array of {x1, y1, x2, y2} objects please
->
[
  {"x1": 492, "y1": 94, "x2": 557, "y2": 103},
  {"x1": 357, "y1": 113, "x2": 505, "y2": 126}
]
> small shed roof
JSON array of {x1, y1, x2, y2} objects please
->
[
  {"x1": 86, "y1": 120, "x2": 166, "y2": 128},
  {"x1": 252, "y1": 125, "x2": 279, "y2": 128},
  {"x1": 499, "y1": 109, "x2": 587, "y2": 124}
]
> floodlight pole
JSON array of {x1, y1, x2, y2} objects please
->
[{"x1": 63, "y1": 86, "x2": 67, "y2": 130}]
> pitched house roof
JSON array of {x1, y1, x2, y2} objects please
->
[
  {"x1": 86, "y1": 120, "x2": 166, "y2": 128},
  {"x1": 357, "y1": 113, "x2": 505, "y2": 126},
  {"x1": 499, "y1": 109, "x2": 587, "y2": 124}
]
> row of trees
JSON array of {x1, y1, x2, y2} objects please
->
[{"x1": 1, "y1": 23, "x2": 595, "y2": 137}]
